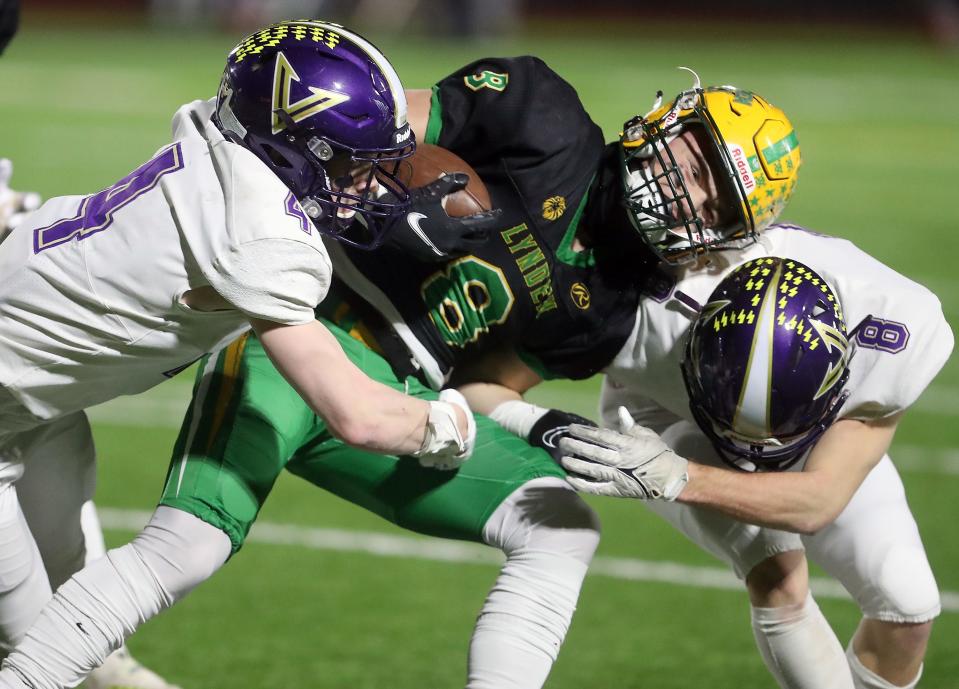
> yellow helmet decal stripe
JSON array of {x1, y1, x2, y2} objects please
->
[
  {"x1": 760, "y1": 131, "x2": 799, "y2": 164},
  {"x1": 807, "y1": 318, "x2": 850, "y2": 400}
]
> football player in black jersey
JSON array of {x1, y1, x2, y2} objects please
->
[
  {"x1": 0, "y1": 56, "x2": 799, "y2": 689},
  {"x1": 334, "y1": 56, "x2": 798, "y2": 460}
]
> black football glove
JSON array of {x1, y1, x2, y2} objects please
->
[
  {"x1": 385, "y1": 173, "x2": 501, "y2": 262},
  {"x1": 528, "y1": 409, "x2": 598, "y2": 464}
]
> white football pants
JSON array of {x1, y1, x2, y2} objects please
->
[
  {"x1": 0, "y1": 477, "x2": 599, "y2": 689},
  {"x1": 0, "y1": 411, "x2": 96, "y2": 655}
]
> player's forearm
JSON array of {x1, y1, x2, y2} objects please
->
[
  {"x1": 285, "y1": 359, "x2": 431, "y2": 453},
  {"x1": 679, "y1": 463, "x2": 839, "y2": 534},
  {"x1": 458, "y1": 381, "x2": 523, "y2": 416},
  {"x1": 681, "y1": 417, "x2": 895, "y2": 534},
  {"x1": 323, "y1": 378, "x2": 431, "y2": 454},
  {"x1": 253, "y1": 318, "x2": 431, "y2": 454},
  {"x1": 451, "y1": 347, "x2": 543, "y2": 403}
]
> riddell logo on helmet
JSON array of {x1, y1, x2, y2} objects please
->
[
  {"x1": 728, "y1": 143, "x2": 756, "y2": 194},
  {"x1": 661, "y1": 108, "x2": 679, "y2": 128}
]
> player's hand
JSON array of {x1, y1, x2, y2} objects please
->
[
  {"x1": 385, "y1": 173, "x2": 501, "y2": 262},
  {"x1": 559, "y1": 407, "x2": 689, "y2": 500},
  {"x1": 528, "y1": 409, "x2": 597, "y2": 463},
  {"x1": 414, "y1": 388, "x2": 476, "y2": 471},
  {"x1": 0, "y1": 159, "x2": 41, "y2": 236}
]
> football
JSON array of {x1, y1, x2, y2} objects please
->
[{"x1": 400, "y1": 143, "x2": 491, "y2": 217}]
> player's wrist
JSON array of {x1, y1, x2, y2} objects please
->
[
  {"x1": 488, "y1": 399, "x2": 550, "y2": 439},
  {"x1": 488, "y1": 401, "x2": 598, "y2": 459},
  {"x1": 670, "y1": 458, "x2": 704, "y2": 503},
  {"x1": 415, "y1": 400, "x2": 466, "y2": 461}
]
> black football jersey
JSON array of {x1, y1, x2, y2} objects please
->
[{"x1": 333, "y1": 56, "x2": 644, "y2": 385}]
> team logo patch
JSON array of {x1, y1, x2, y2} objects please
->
[
  {"x1": 542, "y1": 196, "x2": 566, "y2": 221},
  {"x1": 541, "y1": 426, "x2": 570, "y2": 449},
  {"x1": 570, "y1": 282, "x2": 590, "y2": 310},
  {"x1": 271, "y1": 51, "x2": 350, "y2": 134}
]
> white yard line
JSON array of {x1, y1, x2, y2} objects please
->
[
  {"x1": 86, "y1": 382, "x2": 959, "y2": 478},
  {"x1": 87, "y1": 382, "x2": 959, "y2": 428},
  {"x1": 97, "y1": 508, "x2": 959, "y2": 614}
]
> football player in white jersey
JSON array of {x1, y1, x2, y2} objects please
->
[
  {"x1": 3, "y1": 8, "x2": 179, "y2": 685},
  {"x1": 558, "y1": 227, "x2": 953, "y2": 689},
  {"x1": 0, "y1": 18, "x2": 478, "y2": 678}
]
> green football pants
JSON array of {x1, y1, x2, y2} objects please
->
[{"x1": 159, "y1": 319, "x2": 565, "y2": 552}]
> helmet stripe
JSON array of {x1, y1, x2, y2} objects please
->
[
  {"x1": 300, "y1": 21, "x2": 408, "y2": 129},
  {"x1": 760, "y1": 131, "x2": 799, "y2": 164}
]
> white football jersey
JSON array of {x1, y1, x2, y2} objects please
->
[
  {"x1": 601, "y1": 224, "x2": 954, "y2": 431},
  {"x1": 0, "y1": 99, "x2": 331, "y2": 420}
]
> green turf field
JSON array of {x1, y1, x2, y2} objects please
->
[{"x1": 1, "y1": 15, "x2": 957, "y2": 688}]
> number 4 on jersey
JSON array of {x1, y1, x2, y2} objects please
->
[{"x1": 34, "y1": 144, "x2": 184, "y2": 254}]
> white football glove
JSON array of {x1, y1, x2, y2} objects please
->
[
  {"x1": 560, "y1": 407, "x2": 689, "y2": 500},
  {"x1": 412, "y1": 388, "x2": 476, "y2": 471},
  {"x1": 0, "y1": 159, "x2": 41, "y2": 237}
]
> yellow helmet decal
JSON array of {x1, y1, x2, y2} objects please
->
[{"x1": 271, "y1": 51, "x2": 350, "y2": 135}]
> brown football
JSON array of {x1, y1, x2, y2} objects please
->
[{"x1": 399, "y1": 143, "x2": 491, "y2": 217}]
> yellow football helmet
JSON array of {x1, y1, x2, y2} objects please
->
[{"x1": 620, "y1": 73, "x2": 801, "y2": 263}]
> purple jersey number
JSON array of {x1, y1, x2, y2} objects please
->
[
  {"x1": 33, "y1": 143, "x2": 184, "y2": 254},
  {"x1": 855, "y1": 316, "x2": 910, "y2": 354}
]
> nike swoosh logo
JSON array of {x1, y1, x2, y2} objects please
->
[{"x1": 406, "y1": 212, "x2": 444, "y2": 257}]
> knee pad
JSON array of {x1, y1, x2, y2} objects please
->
[
  {"x1": 807, "y1": 456, "x2": 939, "y2": 624},
  {"x1": 868, "y1": 545, "x2": 940, "y2": 623},
  {"x1": 483, "y1": 477, "x2": 600, "y2": 565}
]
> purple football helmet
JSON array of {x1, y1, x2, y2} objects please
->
[
  {"x1": 214, "y1": 20, "x2": 414, "y2": 249},
  {"x1": 681, "y1": 257, "x2": 851, "y2": 471}
]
